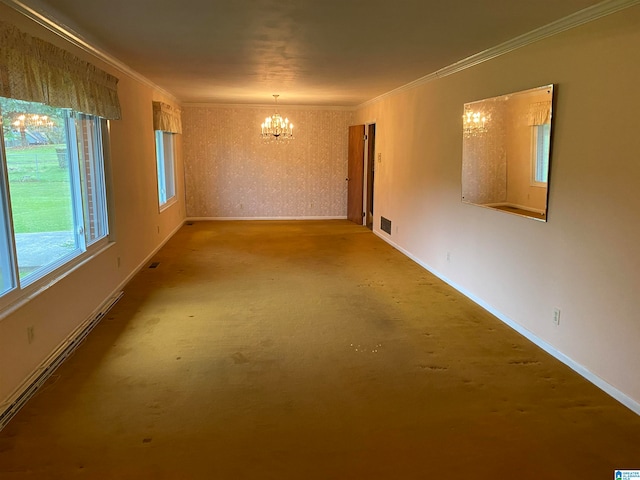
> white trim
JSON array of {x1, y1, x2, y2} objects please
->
[
  {"x1": 373, "y1": 230, "x2": 640, "y2": 416},
  {"x1": 358, "y1": 0, "x2": 640, "y2": 109},
  {"x1": 187, "y1": 216, "x2": 348, "y2": 221},
  {"x1": 0, "y1": 0, "x2": 180, "y2": 104},
  {"x1": 159, "y1": 196, "x2": 178, "y2": 213}
]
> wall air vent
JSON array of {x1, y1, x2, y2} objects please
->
[{"x1": 380, "y1": 217, "x2": 392, "y2": 235}]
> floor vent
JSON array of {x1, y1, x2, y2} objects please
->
[
  {"x1": 381, "y1": 216, "x2": 392, "y2": 234},
  {"x1": 186, "y1": 222, "x2": 194, "y2": 226},
  {"x1": 149, "y1": 262, "x2": 160, "y2": 269}
]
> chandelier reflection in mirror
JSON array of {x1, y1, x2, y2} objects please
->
[
  {"x1": 12, "y1": 113, "x2": 55, "y2": 130},
  {"x1": 261, "y1": 95, "x2": 294, "y2": 142},
  {"x1": 462, "y1": 108, "x2": 489, "y2": 138}
]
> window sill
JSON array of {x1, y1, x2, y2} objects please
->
[
  {"x1": 159, "y1": 196, "x2": 178, "y2": 213},
  {"x1": 0, "y1": 241, "x2": 115, "y2": 322}
]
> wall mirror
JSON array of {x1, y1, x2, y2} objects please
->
[{"x1": 461, "y1": 84, "x2": 554, "y2": 221}]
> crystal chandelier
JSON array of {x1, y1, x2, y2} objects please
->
[
  {"x1": 462, "y1": 109, "x2": 488, "y2": 138},
  {"x1": 261, "y1": 95, "x2": 294, "y2": 141},
  {"x1": 12, "y1": 113, "x2": 55, "y2": 130}
]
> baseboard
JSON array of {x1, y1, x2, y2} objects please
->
[
  {"x1": 373, "y1": 230, "x2": 640, "y2": 416},
  {"x1": 186, "y1": 216, "x2": 348, "y2": 221},
  {"x1": 0, "y1": 219, "x2": 187, "y2": 431},
  {"x1": 0, "y1": 291, "x2": 123, "y2": 431}
]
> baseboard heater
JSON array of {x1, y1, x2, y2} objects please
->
[{"x1": 0, "y1": 291, "x2": 124, "y2": 432}]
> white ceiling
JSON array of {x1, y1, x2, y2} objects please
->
[{"x1": 11, "y1": 0, "x2": 607, "y2": 106}]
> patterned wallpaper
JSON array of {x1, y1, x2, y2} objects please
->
[
  {"x1": 182, "y1": 106, "x2": 354, "y2": 218},
  {"x1": 461, "y1": 100, "x2": 507, "y2": 205}
]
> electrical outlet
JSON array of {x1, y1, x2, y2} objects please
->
[
  {"x1": 27, "y1": 326, "x2": 35, "y2": 344},
  {"x1": 446, "y1": 252, "x2": 451, "y2": 262},
  {"x1": 553, "y1": 307, "x2": 561, "y2": 326},
  {"x1": 377, "y1": 153, "x2": 382, "y2": 163},
  {"x1": 117, "y1": 256, "x2": 121, "y2": 268}
]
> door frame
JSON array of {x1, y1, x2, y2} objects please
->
[{"x1": 363, "y1": 121, "x2": 376, "y2": 229}]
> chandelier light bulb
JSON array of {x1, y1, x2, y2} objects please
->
[
  {"x1": 11, "y1": 112, "x2": 56, "y2": 131},
  {"x1": 260, "y1": 95, "x2": 295, "y2": 142},
  {"x1": 463, "y1": 109, "x2": 489, "y2": 138}
]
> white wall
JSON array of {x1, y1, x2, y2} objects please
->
[
  {"x1": 356, "y1": 7, "x2": 640, "y2": 407},
  {"x1": 0, "y1": 5, "x2": 186, "y2": 406}
]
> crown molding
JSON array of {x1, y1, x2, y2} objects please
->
[
  {"x1": 182, "y1": 102, "x2": 357, "y2": 111},
  {"x1": 358, "y1": 0, "x2": 640, "y2": 109},
  {"x1": 1, "y1": 0, "x2": 181, "y2": 104},
  {"x1": 4, "y1": 0, "x2": 638, "y2": 110}
]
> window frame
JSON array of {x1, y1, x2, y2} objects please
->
[
  {"x1": 0, "y1": 101, "x2": 112, "y2": 315},
  {"x1": 531, "y1": 123, "x2": 551, "y2": 187},
  {"x1": 0, "y1": 137, "x2": 17, "y2": 297},
  {"x1": 154, "y1": 130, "x2": 177, "y2": 211},
  {"x1": 75, "y1": 113, "x2": 110, "y2": 246}
]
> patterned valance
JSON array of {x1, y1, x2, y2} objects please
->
[
  {"x1": 153, "y1": 101, "x2": 182, "y2": 134},
  {"x1": 528, "y1": 101, "x2": 552, "y2": 126},
  {"x1": 0, "y1": 21, "x2": 121, "y2": 119}
]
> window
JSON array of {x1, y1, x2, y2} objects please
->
[
  {"x1": 531, "y1": 123, "x2": 551, "y2": 185},
  {"x1": 0, "y1": 97, "x2": 110, "y2": 304},
  {"x1": 155, "y1": 130, "x2": 176, "y2": 209},
  {"x1": 75, "y1": 114, "x2": 109, "y2": 245}
]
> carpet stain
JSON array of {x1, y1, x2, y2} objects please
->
[
  {"x1": 417, "y1": 364, "x2": 448, "y2": 371},
  {"x1": 231, "y1": 352, "x2": 249, "y2": 364},
  {"x1": 145, "y1": 317, "x2": 161, "y2": 326},
  {"x1": 508, "y1": 359, "x2": 541, "y2": 366}
]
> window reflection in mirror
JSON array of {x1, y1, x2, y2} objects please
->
[{"x1": 461, "y1": 84, "x2": 554, "y2": 221}]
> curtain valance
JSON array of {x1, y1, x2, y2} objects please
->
[
  {"x1": 528, "y1": 101, "x2": 552, "y2": 126},
  {"x1": 0, "y1": 21, "x2": 121, "y2": 119},
  {"x1": 152, "y1": 101, "x2": 182, "y2": 134}
]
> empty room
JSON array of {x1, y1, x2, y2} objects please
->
[{"x1": 1, "y1": 0, "x2": 639, "y2": 478}]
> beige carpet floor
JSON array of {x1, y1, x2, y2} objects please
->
[{"x1": 1, "y1": 220, "x2": 639, "y2": 479}]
